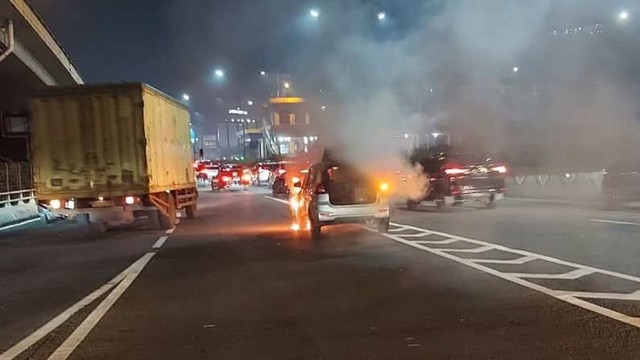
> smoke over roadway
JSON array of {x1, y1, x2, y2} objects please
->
[{"x1": 313, "y1": 0, "x2": 640, "y2": 185}]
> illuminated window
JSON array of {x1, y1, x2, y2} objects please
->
[
  {"x1": 305, "y1": 113, "x2": 311, "y2": 125},
  {"x1": 273, "y1": 113, "x2": 280, "y2": 126},
  {"x1": 289, "y1": 113, "x2": 296, "y2": 125}
]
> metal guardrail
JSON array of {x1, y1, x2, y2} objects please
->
[
  {"x1": 0, "y1": 189, "x2": 35, "y2": 207},
  {"x1": 0, "y1": 162, "x2": 35, "y2": 207}
]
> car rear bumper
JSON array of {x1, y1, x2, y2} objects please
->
[{"x1": 316, "y1": 202, "x2": 390, "y2": 223}]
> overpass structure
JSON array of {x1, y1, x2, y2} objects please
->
[
  {"x1": 0, "y1": 0, "x2": 83, "y2": 110},
  {"x1": 0, "y1": 0, "x2": 83, "y2": 226}
]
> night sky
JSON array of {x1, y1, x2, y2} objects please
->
[{"x1": 30, "y1": 0, "x2": 422, "y2": 118}]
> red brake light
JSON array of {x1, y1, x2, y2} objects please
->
[
  {"x1": 445, "y1": 168, "x2": 467, "y2": 176},
  {"x1": 491, "y1": 166, "x2": 508, "y2": 174},
  {"x1": 315, "y1": 183, "x2": 327, "y2": 194},
  {"x1": 222, "y1": 176, "x2": 231, "y2": 182}
]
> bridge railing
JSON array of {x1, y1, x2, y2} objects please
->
[{"x1": 0, "y1": 162, "x2": 35, "y2": 207}]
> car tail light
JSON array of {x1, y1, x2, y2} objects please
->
[
  {"x1": 445, "y1": 168, "x2": 467, "y2": 176},
  {"x1": 242, "y1": 174, "x2": 252, "y2": 182},
  {"x1": 278, "y1": 169, "x2": 287, "y2": 175},
  {"x1": 315, "y1": 183, "x2": 327, "y2": 194},
  {"x1": 222, "y1": 176, "x2": 231, "y2": 182},
  {"x1": 450, "y1": 184, "x2": 462, "y2": 195}
]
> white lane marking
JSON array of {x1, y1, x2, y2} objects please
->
[
  {"x1": 441, "y1": 245, "x2": 494, "y2": 253},
  {"x1": 472, "y1": 255, "x2": 537, "y2": 265},
  {"x1": 267, "y1": 199, "x2": 640, "y2": 328},
  {"x1": 0, "y1": 254, "x2": 146, "y2": 360},
  {"x1": 0, "y1": 217, "x2": 41, "y2": 232},
  {"x1": 165, "y1": 228, "x2": 175, "y2": 234},
  {"x1": 379, "y1": 222, "x2": 640, "y2": 329},
  {"x1": 390, "y1": 222, "x2": 640, "y2": 285},
  {"x1": 264, "y1": 196, "x2": 289, "y2": 205},
  {"x1": 398, "y1": 232, "x2": 433, "y2": 238},
  {"x1": 152, "y1": 236, "x2": 168, "y2": 249},
  {"x1": 554, "y1": 290, "x2": 640, "y2": 301},
  {"x1": 414, "y1": 238, "x2": 459, "y2": 245},
  {"x1": 508, "y1": 268, "x2": 595, "y2": 280},
  {"x1": 590, "y1": 219, "x2": 640, "y2": 227},
  {"x1": 48, "y1": 252, "x2": 155, "y2": 360},
  {"x1": 389, "y1": 226, "x2": 409, "y2": 233}
]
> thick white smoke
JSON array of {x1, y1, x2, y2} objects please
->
[{"x1": 315, "y1": 0, "x2": 640, "y2": 184}]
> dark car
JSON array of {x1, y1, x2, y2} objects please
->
[
  {"x1": 601, "y1": 161, "x2": 640, "y2": 208},
  {"x1": 404, "y1": 151, "x2": 507, "y2": 210}
]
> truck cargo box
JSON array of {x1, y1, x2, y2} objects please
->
[{"x1": 30, "y1": 83, "x2": 195, "y2": 201}]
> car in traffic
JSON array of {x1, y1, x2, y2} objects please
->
[
  {"x1": 252, "y1": 162, "x2": 279, "y2": 186},
  {"x1": 211, "y1": 164, "x2": 251, "y2": 192},
  {"x1": 290, "y1": 151, "x2": 391, "y2": 239},
  {"x1": 403, "y1": 151, "x2": 507, "y2": 210},
  {"x1": 196, "y1": 164, "x2": 220, "y2": 184}
]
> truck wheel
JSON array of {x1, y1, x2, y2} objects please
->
[
  {"x1": 147, "y1": 210, "x2": 161, "y2": 230},
  {"x1": 159, "y1": 194, "x2": 176, "y2": 229},
  {"x1": 185, "y1": 203, "x2": 196, "y2": 219},
  {"x1": 377, "y1": 218, "x2": 390, "y2": 233}
]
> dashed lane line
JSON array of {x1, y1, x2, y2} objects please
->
[
  {"x1": 152, "y1": 236, "x2": 168, "y2": 249},
  {"x1": 47, "y1": 253, "x2": 155, "y2": 360},
  {"x1": 1, "y1": 231, "x2": 172, "y2": 360}
]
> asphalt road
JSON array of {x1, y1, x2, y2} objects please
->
[{"x1": 2, "y1": 188, "x2": 640, "y2": 359}]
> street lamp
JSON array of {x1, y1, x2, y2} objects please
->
[
  {"x1": 619, "y1": 10, "x2": 630, "y2": 21},
  {"x1": 283, "y1": 82, "x2": 291, "y2": 89},
  {"x1": 182, "y1": 93, "x2": 190, "y2": 101},
  {"x1": 247, "y1": 100, "x2": 254, "y2": 106},
  {"x1": 309, "y1": 9, "x2": 320, "y2": 19},
  {"x1": 512, "y1": 66, "x2": 520, "y2": 73},
  {"x1": 260, "y1": 70, "x2": 267, "y2": 76},
  {"x1": 214, "y1": 68, "x2": 225, "y2": 79},
  {"x1": 377, "y1": 12, "x2": 387, "y2": 21}
]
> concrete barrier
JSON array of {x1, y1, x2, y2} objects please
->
[
  {"x1": 506, "y1": 172, "x2": 603, "y2": 202},
  {"x1": 0, "y1": 197, "x2": 39, "y2": 227}
]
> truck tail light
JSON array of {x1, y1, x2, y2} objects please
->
[
  {"x1": 50, "y1": 199, "x2": 62, "y2": 209},
  {"x1": 66, "y1": 199, "x2": 76, "y2": 210}
]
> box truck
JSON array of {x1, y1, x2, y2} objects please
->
[{"x1": 30, "y1": 83, "x2": 197, "y2": 229}]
